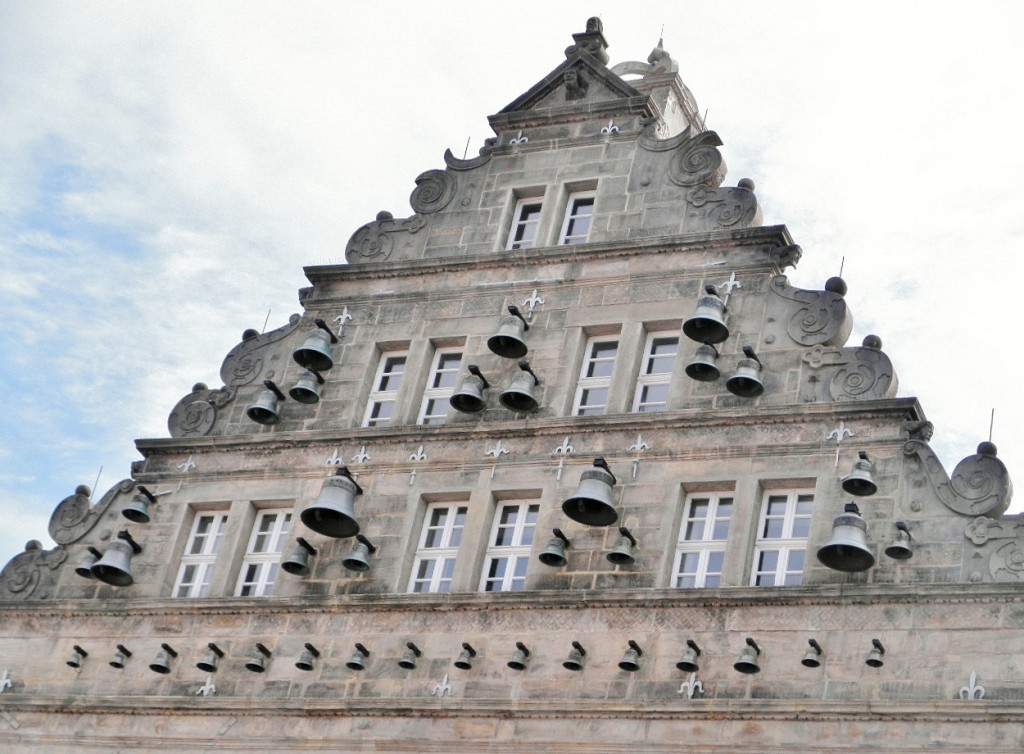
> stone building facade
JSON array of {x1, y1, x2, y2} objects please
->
[{"x1": 0, "y1": 18, "x2": 1020, "y2": 753}]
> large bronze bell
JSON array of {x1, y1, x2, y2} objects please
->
[
  {"x1": 884, "y1": 521, "x2": 913, "y2": 560},
  {"x1": 676, "y1": 640, "x2": 701, "y2": 673},
  {"x1": 288, "y1": 369, "x2": 324, "y2": 404},
  {"x1": 817, "y1": 502, "x2": 875, "y2": 572},
  {"x1": 122, "y1": 485, "x2": 157, "y2": 524},
  {"x1": 725, "y1": 346, "x2": 764, "y2": 397},
  {"x1": 682, "y1": 284, "x2": 730, "y2": 344},
  {"x1": 562, "y1": 641, "x2": 587, "y2": 671},
  {"x1": 281, "y1": 537, "x2": 317, "y2": 577},
  {"x1": 617, "y1": 640, "x2": 643, "y2": 672},
  {"x1": 91, "y1": 531, "x2": 142, "y2": 586},
  {"x1": 246, "y1": 380, "x2": 286, "y2": 425},
  {"x1": 450, "y1": 365, "x2": 490, "y2": 414},
  {"x1": 606, "y1": 527, "x2": 637, "y2": 565},
  {"x1": 538, "y1": 529, "x2": 570, "y2": 567},
  {"x1": 498, "y1": 360, "x2": 540, "y2": 412},
  {"x1": 841, "y1": 451, "x2": 878, "y2": 496},
  {"x1": 733, "y1": 637, "x2": 761, "y2": 674},
  {"x1": 562, "y1": 458, "x2": 619, "y2": 527},
  {"x1": 300, "y1": 468, "x2": 363, "y2": 538},
  {"x1": 487, "y1": 305, "x2": 530, "y2": 359},
  {"x1": 685, "y1": 343, "x2": 720, "y2": 382},
  {"x1": 342, "y1": 534, "x2": 377, "y2": 572},
  {"x1": 293, "y1": 318, "x2": 338, "y2": 372}
]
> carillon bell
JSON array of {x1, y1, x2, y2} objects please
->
[
  {"x1": 91, "y1": 531, "x2": 142, "y2": 587},
  {"x1": 196, "y1": 643, "x2": 224, "y2": 673},
  {"x1": 676, "y1": 640, "x2": 701, "y2": 673},
  {"x1": 733, "y1": 637, "x2": 761, "y2": 674},
  {"x1": 801, "y1": 639, "x2": 823, "y2": 668},
  {"x1": 67, "y1": 645, "x2": 88, "y2": 669},
  {"x1": 617, "y1": 640, "x2": 643, "y2": 672},
  {"x1": 865, "y1": 639, "x2": 885, "y2": 668},
  {"x1": 562, "y1": 458, "x2": 619, "y2": 527},
  {"x1": 538, "y1": 528, "x2": 570, "y2": 567},
  {"x1": 498, "y1": 360, "x2": 540, "y2": 412},
  {"x1": 507, "y1": 642, "x2": 530, "y2": 671},
  {"x1": 109, "y1": 644, "x2": 132, "y2": 670},
  {"x1": 295, "y1": 642, "x2": 320, "y2": 671},
  {"x1": 562, "y1": 641, "x2": 587, "y2": 671},
  {"x1": 280, "y1": 537, "x2": 317, "y2": 577},
  {"x1": 75, "y1": 547, "x2": 103, "y2": 579},
  {"x1": 342, "y1": 534, "x2": 377, "y2": 572},
  {"x1": 398, "y1": 642, "x2": 421, "y2": 670},
  {"x1": 300, "y1": 467, "x2": 363, "y2": 538},
  {"x1": 487, "y1": 305, "x2": 530, "y2": 359},
  {"x1": 841, "y1": 451, "x2": 878, "y2": 496},
  {"x1": 346, "y1": 643, "x2": 370, "y2": 671},
  {"x1": 149, "y1": 643, "x2": 178, "y2": 674},
  {"x1": 288, "y1": 369, "x2": 325, "y2": 404},
  {"x1": 246, "y1": 380, "x2": 286, "y2": 425},
  {"x1": 450, "y1": 365, "x2": 490, "y2": 414},
  {"x1": 817, "y1": 502, "x2": 875, "y2": 572},
  {"x1": 122, "y1": 485, "x2": 157, "y2": 524},
  {"x1": 682, "y1": 284, "x2": 730, "y2": 344},
  {"x1": 606, "y1": 527, "x2": 637, "y2": 565},
  {"x1": 245, "y1": 643, "x2": 272, "y2": 673},
  {"x1": 453, "y1": 642, "x2": 477, "y2": 670},
  {"x1": 685, "y1": 343, "x2": 720, "y2": 382},
  {"x1": 725, "y1": 346, "x2": 764, "y2": 397},
  {"x1": 884, "y1": 521, "x2": 913, "y2": 561},
  {"x1": 293, "y1": 318, "x2": 338, "y2": 372}
]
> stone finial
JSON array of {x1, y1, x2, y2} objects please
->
[
  {"x1": 565, "y1": 17, "x2": 610, "y2": 65},
  {"x1": 646, "y1": 38, "x2": 679, "y2": 74}
]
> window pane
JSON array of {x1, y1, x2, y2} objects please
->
[
  {"x1": 757, "y1": 550, "x2": 778, "y2": 572},
  {"x1": 763, "y1": 517, "x2": 784, "y2": 538},
  {"x1": 684, "y1": 518, "x2": 706, "y2": 541}
]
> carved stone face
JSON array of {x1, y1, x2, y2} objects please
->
[{"x1": 564, "y1": 69, "x2": 578, "y2": 86}]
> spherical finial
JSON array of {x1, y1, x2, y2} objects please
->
[
  {"x1": 738, "y1": 178, "x2": 755, "y2": 191},
  {"x1": 825, "y1": 276, "x2": 848, "y2": 296},
  {"x1": 375, "y1": 210, "x2": 394, "y2": 222},
  {"x1": 977, "y1": 441, "x2": 997, "y2": 457},
  {"x1": 191, "y1": 382, "x2": 208, "y2": 393},
  {"x1": 25, "y1": 540, "x2": 42, "y2": 552},
  {"x1": 75, "y1": 484, "x2": 91, "y2": 497},
  {"x1": 242, "y1": 328, "x2": 259, "y2": 341},
  {"x1": 862, "y1": 334, "x2": 882, "y2": 350}
]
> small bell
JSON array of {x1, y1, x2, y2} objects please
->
[
  {"x1": 498, "y1": 360, "x2": 540, "y2": 412},
  {"x1": 884, "y1": 522, "x2": 913, "y2": 561},
  {"x1": 487, "y1": 305, "x2": 530, "y2": 359},
  {"x1": 196, "y1": 643, "x2": 224, "y2": 673},
  {"x1": 450, "y1": 365, "x2": 490, "y2": 414},
  {"x1": 288, "y1": 368, "x2": 325, "y2": 404},
  {"x1": 841, "y1": 451, "x2": 878, "y2": 496},
  {"x1": 292, "y1": 318, "x2": 337, "y2": 372},
  {"x1": 149, "y1": 643, "x2": 178, "y2": 674},
  {"x1": 109, "y1": 644, "x2": 132, "y2": 670},
  {"x1": 865, "y1": 638, "x2": 885, "y2": 668},
  {"x1": 295, "y1": 642, "x2": 320, "y2": 671},
  {"x1": 817, "y1": 502, "x2": 875, "y2": 572},
  {"x1": 562, "y1": 641, "x2": 587, "y2": 671},
  {"x1": 507, "y1": 642, "x2": 530, "y2": 671},
  {"x1": 676, "y1": 640, "x2": 701, "y2": 673},
  {"x1": 685, "y1": 343, "x2": 721, "y2": 382},
  {"x1": 246, "y1": 380, "x2": 286, "y2": 425},
  {"x1": 606, "y1": 527, "x2": 637, "y2": 565},
  {"x1": 75, "y1": 547, "x2": 103, "y2": 579},
  {"x1": 562, "y1": 458, "x2": 619, "y2": 527},
  {"x1": 280, "y1": 537, "x2": 317, "y2": 577},
  {"x1": 801, "y1": 639, "x2": 823, "y2": 668},
  {"x1": 122, "y1": 486, "x2": 157, "y2": 524},
  {"x1": 300, "y1": 467, "x2": 363, "y2": 539},
  {"x1": 67, "y1": 645, "x2": 88, "y2": 670},
  {"x1": 244, "y1": 643, "x2": 271, "y2": 673},
  {"x1": 725, "y1": 346, "x2": 764, "y2": 397},
  {"x1": 538, "y1": 528, "x2": 570, "y2": 567},
  {"x1": 346, "y1": 643, "x2": 370, "y2": 671},
  {"x1": 733, "y1": 637, "x2": 761, "y2": 674},
  {"x1": 682, "y1": 284, "x2": 730, "y2": 344},
  {"x1": 617, "y1": 640, "x2": 643, "y2": 672},
  {"x1": 342, "y1": 534, "x2": 377, "y2": 572},
  {"x1": 453, "y1": 642, "x2": 477, "y2": 671},
  {"x1": 398, "y1": 642, "x2": 421, "y2": 670}
]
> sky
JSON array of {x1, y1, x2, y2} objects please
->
[{"x1": 1, "y1": 1, "x2": 1022, "y2": 568}]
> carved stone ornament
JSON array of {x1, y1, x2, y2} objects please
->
[
  {"x1": 443, "y1": 146, "x2": 492, "y2": 171},
  {"x1": 905, "y1": 441, "x2": 1013, "y2": 517},
  {"x1": 218, "y1": 315, "x2": 302, "y2": 389},
  {"x1": 48, "y1": 479, "x2": 133, "y2": 545},
  {"x1": 668, "y1": 130, "x2": 726, "y2": 188},
  {"x1": 563, "y1": 67, "x2": 589, "y2": 100},
  {"x1": 409, "y1": 169, "x2": 456, "y2": 214},
  {"x1": 0, "y1": 540, "x2": 67, "y2": 602},
  {"x1": 345, "y1": 211, "x2": 427, "y2": 264},
  {"x1": 167, "y1": 382, "x2": 237, "y2": 438},
  {"x1": 768, "y1": 276, "x2": 852, "y2": 347},
  {"x1": 798, "y1": 339, "x2": 896, "y2": 404}
]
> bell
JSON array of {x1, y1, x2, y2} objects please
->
[
  {"x1": 149, "y1": 643, "x2": 178, "y2": 674},
  {"x1": 109, "y1": 644, "x2": 132, "y2": 669},
  {"x1": 498, "y1": 360, "x2": 540, "y2": 412},
  {"x1": 676, "y1": 640, "x2": 701, "y2": 673},
  {"x1": 538, "y1": 529, "x2": 570, "y2": 567},
  {"x1": 563, "y1": 641, "x2": 587, "y2": 671},
  {"x1": 802, "y1": 639, "x2": 823, "y2": 668},
  {"x1": 606, "y1": 527, "x2": 637, "y2": 565},
  {"x1": 507, "y1": 642, "x2": 530, "y2": 671},
  {"x1": 91, "y1": 531, "x2": 142, "y2": 586},
  {"x1": 75, "y1": 547, "x2": 103, "y2": 579},
  {"x1": 618, "y1": 640, "x2": 643, "y2": 672},
  {"x1": 885, "y1": 521, "x2": 914, "y2": 560},
  {"x1": 487, "y1": 305, "x2": 530, "y2": 359},
  {"x1": 342, "y1": 535, "x2": 377, "y2": 572},
  {"x1": 196, "y1": 643, "x2": 224, "y2": 673},
  {"x1": 865, "y1": 639, "x2": 885, "y2": 668},
  {"x1": 398, "y1": 642, "x2": 421, "y2": 670},
  {"x1": 281, "y1": 537, "x2": 317, "y2": 577},
  {"x1": 725, "y1": 346, "x2": 764, "y2": 397},
  {"x1": 563, "y1": 458, "x2": 619, "y2": 527},
  {"x1": 122, "y1": 486, "x2": 157, "y2": 524},
  {"x1": 292, "y1": 319, "x2": 337, "y2": 371},
  {"x1": 733, "y1": 637, "x2": 761, "y2": 674},
  {"x1": 453, "y1": 642, "x2": 476, "y2": 670},
  {"x1": 288, "y1": 369, "x2": 324, "y2": 404},
  {"x1": 67, "y1": 645, "x2": 88, "y2": 669},
  {"x1": 841, "y1": 451, "x2": 878, "y2": 496},
  {"x1": 450, "y1": 365, "x2": 490, "y2": 414},
  {"x1": 685, "y1": 343, "x2": 721, "y2": 382},
  {"x1": 245, "y1": 643, "x2": 271, "y2": 673},
  {"x1": 300, "y1": 468, "x2": 363, "y2": 538},
  {"x1": 346, "y1": 643, "x2": 370, "y2": 671},
  {"x1": 682, "y1": 285, "x2": 730, "y2": 344},
  {"x1": 296, "y1": 643, "x2": 320, "y2": 671},
  {"x1": 246, "y1": 380, "x2": 286, "y2": 425},
  {"x1": 817, "y1": 502, "x2": 876, "y2": 572}
]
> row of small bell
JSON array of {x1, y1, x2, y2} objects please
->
[
  {"x1": 75, "y1": 531, "x2": 143, "y2": 587},
  {"x1": 817, "y1": 503, "x2": 914, "y2": 572},
  {"x1": 684, "y1": 344, "x2": 765, "y2": 397},
  {"x1": 282, "y1": 533, "x2": 377, "y2": 575},
  {"x1": 246, "y1": 368, "x2": 327, "y2": 426},
  {"x1": 450, "y1": 361, "x2": 541, "y2": 414}
]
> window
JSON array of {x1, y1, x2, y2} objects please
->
[
  {"x1": 573, "y1": 337, "x2": 618, "y2": 415},
  {"x1": 235, "y1": 510, "x2": 292, "y2": 597},
  {"x1": 506, "y1": 198, "x2": 543, "y2": 250},
  {"x1": 409, "y1": 503, "x2": 467, "y2": 593},
  {"x1": 480, "y1": 502, "x2": 539, "y2": 592},
  {"x1": 363, "y1": 352, "x2": 408, "y2": 427},
  {"x1": 173, "y1": 512, "x2": 228, "y2": 598},
  {"x1": 633, "y1": 333, "x2": 679, "y2": 412},
  {"x1": 673, "y1": 494, "x2": 732, "y2": 588},
  {"x1": 418, "y1": 348, "x2": 462, "y2": 425},
  {"x1": 560, "y1": 191, "x2": 596, "y2": 244},
  {"x1": 751, "y1": 491, "x2": 814, "y2": 586}
]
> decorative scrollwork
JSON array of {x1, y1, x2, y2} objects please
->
[
  {"x1": 770, "y1": 276, "x2": 852, "y2": 347},
  {"x1": 668, "y1": 130, "x2": 725, "y2": 187},
  {"x1": 218, "y1": 315, "x2": 301, "y2": 388},
  {"x1": 409, "y1": 169, "x2": 456, "y2": 214},
  {"x1": 829, "y1": 346, "x2": 894, "y2": 401},
  {"x1": 0, "y1": 541, "x2": 67, "y2": 602},
  {"x1": 345, "y1": 211, "x2": 428, "y2": 264},
  {"x1": 991, "y1": 541, "x2": 1024, "y2": 581},
  {"x1": 48, "y1": 479, "x2": 133, "y2": 545},
  {"x1": 904, "y1": 441, "x2": 1012, "y2": 517},
  {"x1": 167, "y1": 384, "x2": 238, "y2": 438}
]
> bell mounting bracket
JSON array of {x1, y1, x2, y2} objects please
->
[
  {"x1": 507, "y1": 305, "x2": 530, "y2": 331},
  {"x1": 313, "y1": 318, "x2": 339, "y2": 344}
]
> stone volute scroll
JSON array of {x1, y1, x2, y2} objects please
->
[
  {"x1": 904, "y1": 435, "x2": 1013, "y2": 518},
  {"x1": 798, "y1": 335, "x2": 897, "y2": 404},
  {"x1": 345, "y1": 210, "x2": 427, "y2": 264},
  {"x1": 409, "y1": 169, "x2": 456, "y2": 215},
  {"x1": 219, "y1": 315, "x2": 302, "y2": 388},
  {"x1": 765, "y1": 275, "x2": 853, "y2": 348},
  {"x1": 0, "y1": 540, "x2": 67, "y2": 602},
  {"x1": 167, "y1": 382, "x2": 237, "y2": 439},
  {"x1": 48, "y1": 479, "x2": 134, "y2": 545}
]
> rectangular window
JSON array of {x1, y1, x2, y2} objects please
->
[
  {"x1": 409, "y1": 503, "x2": 467, "y2": 593},
  {"x1": 235, "y1": 509, "x2": 292, "y2": 597},
  {"x1": 480, "y1": 501, "x2": 539, "y2": 592},
  {"x1": 418, "y1": 348, "x2": 463, "y2": 425},
  {"x1": 363, "y1": 352, "x2": 408, "y2": 427},
  {"x1": 751, "y1": 491, "x2": 814, "y2": 586},
  {"x1": 573, "y1": 337, "x2": 618, "y2": 415},
  {"x1": 673, "y1": 494, "x2": 732, "y2": 588},
  {"x1": 173, "y1": 512, "x2": 228, "y2": 598},
  {"x1": 506, "y1": 198, "x2": 544, "y2": 250},
  {"x1": 560, "y1": 191, "x2": 596, "y2": 244},
  {"x1": 632, "y1": 333, "x2": 679, "y2": 412}
]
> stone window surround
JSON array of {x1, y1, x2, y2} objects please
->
[
  {"x1": 172, "y1": 511, "x2": 229, "y2": 598},
  {"x1": 750, "y1": 490, "x2": 814, "y2": 587},
  {"x1": 479, "y1": 500, "x2": 540, "y2": 592},
  {"x1": 235, "y1": 508, "x2": 292, "y2": 597},
  {"x1": 408, "y1": 502, "x2": 469, "y2": 593},
  {"x1": 417, "y1": 346, "x2": 463, "y2": 425},
  {"x1": 559, "y1": 189, "x2": 597, "y2": 245},
  {"x1": 673, "y1": 491, "x2": 733, "y2": 588},
  {"x1": 572, "y1": 335, "x2": 620, "y2": 415},
  {"x1": 362, "y1": 350, "x2": 409, "y2": 428},
  {"x1": 631, "y1": 330, "x2": 680, "y2": 413}
]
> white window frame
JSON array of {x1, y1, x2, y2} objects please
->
[
  {"x1": 173, "y1": 512, "x2": 228, "y2": 598},
  {"x1": 573, "y1": 337, "x2": 619, "y2": 416},
  {"x1": 673, "y1": 493, "x2": 733, "y2": 588},
  {"x1": 480, "y1": 501, "x2": 539, "y2": 592},
  {"x1": 408, "y1": 503, "x2": 467, "y2": 593},
  {"x1": 559, "y1": 190, "x2": 596, "y2": 245},
  {"x1": 750, "y1": 490, "x2": 814, "y2": 586},
  {"x1": 506, "y1": 197, "x2": 544, "y2": 250},
  {"x1": 235, "y1": 509, "x2": 292, "y2": 597},
  {"x1": 362, "y1": 351, "x2": 409, "y2": 427},
  {"x1": 417, "y1": 348, "x2": 463, "y2": 425},
  {"x1": 632, "y1": 332, "x2": 679, "y2": 412}
]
